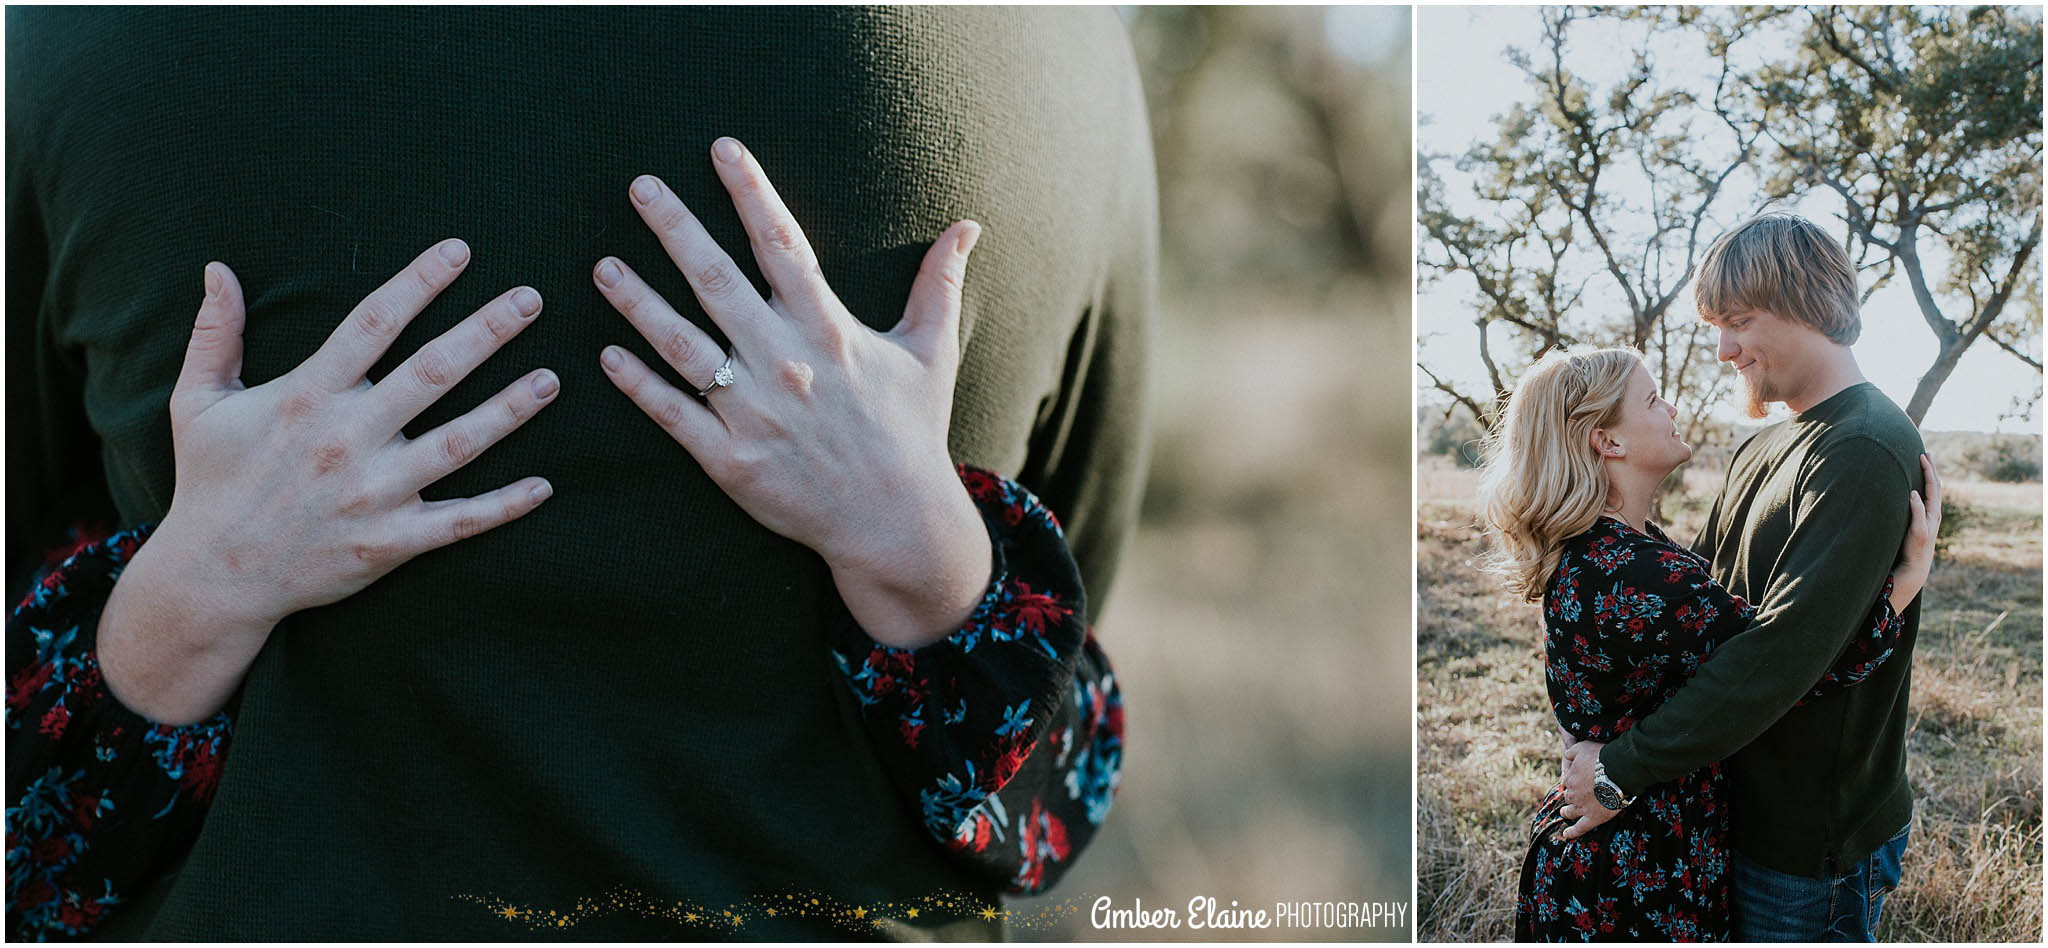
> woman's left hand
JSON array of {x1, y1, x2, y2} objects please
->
[
  {"x1": 1889, "y1": 453, "x2": 1943, "y2": 612},
  {"x1": 1900, "y1": 453, "x2": 1943, "y2": 573},
  {"x1": 595, "y1": 137, "x2": 989, "y2": 649}
]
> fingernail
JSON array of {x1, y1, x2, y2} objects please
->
[
  {"x1": 956, "y1": 221, "x2": 981, "y2": 256},
  {"x1": 512, "y1": 287, "x2": 542, "y2": 316},
  {"x1": 601, "y1": 346, "x2": 624, "y2": 371},
  {"x1": 596, "y1": 259, "x2": 622, "y2": 288},
  {"x1": 530, "y1": 481, "x2": 553, "y2": 503},
  {"x1": 204, "y1": 263, "x2": 222, "y2": 299},
  {"x1": 439, "y1": 240, "x2": 469, "y2": 267},
  {"x1": 531, "y1": 369, "x2": 558, "y2": 400},
  {"x1": 631, "y1": 176, "x2": 660, "y2": 205},
  {"x1": 712, "y1": 137, "x2": 742, "y2": 164}
]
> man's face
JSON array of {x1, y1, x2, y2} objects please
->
[{"x1": 1708, "y1": 307, "x2": 1820, "y2": 419}]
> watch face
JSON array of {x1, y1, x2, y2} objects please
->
[{"x1": 1594, "y1": 782, "x2": 1625, "y2": 810}]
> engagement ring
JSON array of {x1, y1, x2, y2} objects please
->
[{"x1": 697, "y1": 354, "x2": 736, "y2": 397}]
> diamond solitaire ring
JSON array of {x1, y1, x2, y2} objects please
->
[{"x1": 697, "y1": 353, "x2": 736, "y2": 397}]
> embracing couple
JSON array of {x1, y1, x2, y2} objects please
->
[
  {"x1": 1484, "y1": 215, "x2": 1940, "y2": 942},
  {"x1": 7, "y1": 7, "x2": 1147, "y2": 939}
]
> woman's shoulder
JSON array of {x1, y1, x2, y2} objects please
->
[
  {"x1": 1545, "y1": 518, "x2": 1627, "y2": 605},
  {"x1": 1556, "y1": 516, "x2": 1634, "y2": 565},
  {"x1": 1557, "y1": 517, "x2": 1702, "y2": 584}
]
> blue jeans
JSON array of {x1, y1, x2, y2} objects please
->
[{"x1": 1731, "y1": 825, "x2": 1910, "y2": 942}]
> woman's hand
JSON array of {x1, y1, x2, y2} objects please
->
[
  {"x1": 594, "y1": 137, "x2": 987, "y2": 649},
  {"x1": 99, "y1": 242, "x2": 559, "y2": 724},
  {"x1": 1889, "y1": 453, "x2": 1943, "y2": 612}
]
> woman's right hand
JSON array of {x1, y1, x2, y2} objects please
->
[
  {"x1": 98, "y1": 241, "x2": 558, "y2": 725},
  {"x1": 1888, "y1": 453, "x2": 1943, "y2": 612}
]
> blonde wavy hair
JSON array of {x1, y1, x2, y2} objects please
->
[{"x1": 1476, "y1": 347, "x2": 1641, "y2": 601}]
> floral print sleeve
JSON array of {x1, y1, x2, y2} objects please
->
[
  {"x1": 1802, "y1": 573, "x2": 1905, "y2": 704},
  {"x1": 6, "y1": 525, "x2": 234, "y2": 941},
  {"x1": 830, "y1": 465, "x2": 1122, "y2": 895}
]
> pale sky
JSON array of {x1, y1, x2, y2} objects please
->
[{"x1": 1415, "y1": 6, "x2": 2042, "y2": 434}]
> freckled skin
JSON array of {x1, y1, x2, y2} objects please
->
[
  {"x1": 312, "y1": 441, "x2": 349, "y2": 475},
  {"x1": 778, "y1": 361, "x2": 815, "y2": 400}
]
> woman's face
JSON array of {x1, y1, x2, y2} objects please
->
[{"x1": 1599, "y1": 362, "x2": 1691, "y2": 475}]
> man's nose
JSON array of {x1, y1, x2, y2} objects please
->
[{"x1": 1717, "y1": 329, "x2": 1737, "y2": 362}]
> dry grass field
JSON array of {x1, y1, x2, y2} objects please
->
[
  {"x1": 1416, "y1": 456, "x2": 2044, "y2": 941},
  {"x1": 1008, "y1": 288, "x2": 1414, "y2": 941}
]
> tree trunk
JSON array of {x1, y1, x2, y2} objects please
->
[{"x1": 1905, "y1": 336, "x2": 1969, "y2": 425}]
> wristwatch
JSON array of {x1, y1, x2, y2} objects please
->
[{"x1": 1592, "y1": 761, "x2": 1636, "y2": 810}]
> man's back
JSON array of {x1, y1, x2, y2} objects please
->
[
  {"x1": 8, "y1": 7, "x2": 1154, "y2": 937},
  {"x1": 1697, "y1": 382, "x2": 1925, "y2": 877}
]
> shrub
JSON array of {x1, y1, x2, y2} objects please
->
[{"x1": 1962, "y1": 436, "x2": 2042, "y2": 483}]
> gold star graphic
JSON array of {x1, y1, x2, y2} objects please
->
[
  {"x1": 980, "y1": 907, "x2": 999, "y2": 921},
  {"x1": 685, "y1": 912, "x2": 700, "y2": 924},
  {"x1": 767, "y1": 908, "x2": 778, "y2": 917},
  {"x1": 907, "y1": 908, "x2": 921, "y2": 919},
  {"x1": 497, "y1": 906, "x2": 521, "y2": 920},
  {"x1": 853, "y1": 907, "x2": 867, "y2": 919}
]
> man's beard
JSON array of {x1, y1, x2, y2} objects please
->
[{"x1": 1741, "y1": 373, "x2": 1772, "y2": 419}]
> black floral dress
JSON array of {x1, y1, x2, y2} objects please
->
[
  {"x1": 7, "y1": 466, "x2": 1121, "y2": 940},
  {"x1": 1514, "y1": 517, "x2": 1905, "y2": 942}
]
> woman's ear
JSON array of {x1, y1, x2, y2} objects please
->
[{"x1": 1589, "y1": 427, "x2": 1623, "y2": 458}]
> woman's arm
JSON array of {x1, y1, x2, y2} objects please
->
[
  {"x1": 7, "y1": 245, "x2": 559, "y2": 939},
  {"x1": 830, "y1": 466, "x2": 1122, "y2": 894},
  {"x1": 1884, "y1": 454, "x2": 1943, "y2": 613},
  {"x1": 594, "y1": 138, "x2": 1123, "y2": 887},
  {"x1": 7, "y1": 526, "x2": 233, "y2": 941}
]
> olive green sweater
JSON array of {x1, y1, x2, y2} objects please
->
[
  {"x1": 7, "y1": 7, "x2": 1155, "y2": 938},
  {"x1": 1601, "y1": 383, "x2": 1924, "y2": 879}
]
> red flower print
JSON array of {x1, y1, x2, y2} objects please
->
[
  {"x1": 9, "y1": 663, "x2": 54, "y2": 711},
  {"x1": 1008, "y1": 584, "x2": 1071, "y2": 637},
  {"x1": 72, "y1": 793, "x2": 103, "y2": 830},
  {"x1": 951, "y1": 812, "x2": 993, "y2": 853},
  {"x1": 40, "y1": 702, "x2": 70, "y2": 739},
  {"x1": 58, "y1": 898, "x2": 104, "y2": 931},
  {"x1": 993, "y1": 734, "x2": 1036, "y2": 787},
  {"x1": 183, "y1": 742, "x2": 225, "y2": 802},
  {"x1": 32, "y1": 835, "x2": 74, "y2": 864},
  {"x1": 960, "y1": 466, "x2": 1003, "y2": 504},
  {"x1": 22, "y1": 879, "x2": 56, "y2": 907},
  {"x1": 1038, "y1": 806, "x2": 1071, "y2": 861}
]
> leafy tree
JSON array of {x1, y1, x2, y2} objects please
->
[
  {"x1": 1417, "y1": 8, "x2": 1745, "y2": 437},
  {"x1": 1419, "y1": 5, "x2": 2043, "y2": 433},
  {"x1": 1740, "y1": 5, "x2": 2043, "y2": 424}
]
